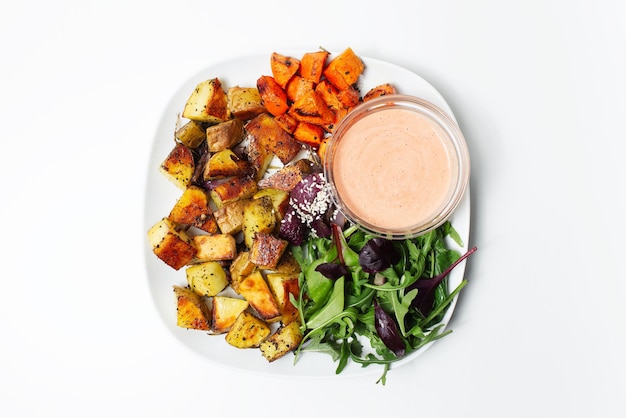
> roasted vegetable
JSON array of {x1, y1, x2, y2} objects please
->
[
  {"x1": 168, "y1": 185, "x2": 218, "y2": 233},
  {"x1": 257, "y1": 75, "x2": 289, "y2": 116},
  {"x1": 205, "y1": 118, "x2": 244, "y2": 152},
  {"x1": 249, "y1": 232, "x2": 288, "y2": 270},
  {"x1": 173, "y1": 285, "x2": 211, "y2": 330},
  {"x1": 225, "y1": 310, "x2": 271, "y2": 348},
  {"x1": 204, "y1": 149, "x2": 252, "y2": 180},
  {"x1": 211, "y1": 296, "x2": 249, "y2": 333},
  {"x1": 185, "y1": 261, "x2": 230, "y2": 297},
  {"x1": 238, "y1": 271, "x2": 281, "y2": 322},
  {"x1": 175, "y1": 120, "x2": 206, "y2": 148},
  {"x1": 182, "y1": 77, "x2": 229, "y2": 123},
  {"x1": 270, "y1": 52, "x2": 300, "y2": 89},
  {"x1": 160, "y1": 142, "x2": 195, "y2": 190},
  {"x1": 245, "y1": 113, "x2": 302, "y2": 164},
  {"x1": 259, "y1": 321, "x2": 303, "y2": 362},
  {"x1": 210, "y1": 176, "x2": 258, "y2": 208},
  {"x1": 227, "y1": 86, "x2": 266, "y2": 119},
  {"x1": 193, "y1": 234, "x2": 237, "y2": 261},
  {"x1": 148, "y1": 218, "x2": 196, "y2": 270},
  {"x1": 242, "y1": 195, "x2": 277, "y2": 248}
]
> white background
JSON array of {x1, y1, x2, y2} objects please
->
[{"x1": 1, "y1": 1, "x2": 624, "y2": 417}]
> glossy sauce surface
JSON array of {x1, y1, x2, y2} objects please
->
[{"x1": 332, "y1": 107, "x2": 455, "y2": 231}]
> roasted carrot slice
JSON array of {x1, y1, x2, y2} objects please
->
[
  {"x1": 285, "y1": 75, "x2": 316, "y2": 103},
  {"x1": 293, "y1": 121, "x2": 325, "y2": 149},
  {"x1": 363, "y1": 83, "x2": 397, "y2": 101},
  {"x1": 323, "y1": 47, "x2": 364, "y2": 90},
  {"x1": 300, "y1": 50, "x2": 329, "y2": 83},
  {"x1": 289, "y1": 90, "x2": 335, "y2": 126},
  {"x1": 257, "y1": 75, "x2": 289, "y2": 116},
  {"x1": 270, "y1": 52, "x2": 300, "y2": 89},
  {"x1": 274, "y1": 112, "x2": 298, "y2": 134}
]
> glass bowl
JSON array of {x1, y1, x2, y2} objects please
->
[{"x1": 323, "y1": 94, "x2": 470, "y2": 239}]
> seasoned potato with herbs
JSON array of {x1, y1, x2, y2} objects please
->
[
  {"x1": 266, "y1": 272, "x2": 300, "y2": 325},
  {"x1": 259, "y1": 321, "x2": 303, "y2": 362},
  {"x1": 242, "y1": 196, "x2": 276, "y2": 248},
  {"x1": 182, "y1": 77, "x2": 229, "y2": 123},
  {"x1": 159, "y1": 142, "x2": 195, "y2": 190},
  {"x1": 205, "y1": 118, "x2": 244, "y2": 152},
  {"x1": 211, "y1": 296, "x2": 249, "y2": 333},
  {"x1": 253, "y1": 188, "x2": 290, "y2": 221},
  {"x1": 168, "y1": 185, "x2": 218, "y2": 233},
  {"x1": 249, "y1": 232, "x2": 288, "y2": 270},
  {"x1": 204, "y1": 149, "x2": 252, "y2": 180},
  {"x1": 238, "y1": 271, "x2": 281, "y2": 322},
  {"x1": 245, "y1": 113, "x2": 302, "y2": 164},
  {"x1": 210, "y1": 176, "x2": 258, "y2": 208},
  {"x1": 193, "y1": 234, "x2": 237, "y2": 261},
  {"x1": 148, "y1": 218, "x2": 196, "y2": 270},
  {"x1": 173, "y1": 285, "x2": 211, "y2": 330},
  {"x1": 175, "y1": 120, "x2": 206, "y2": 148},
  {"x1": 229, "y1": 251, "x2": 256, "y2": 293},
  {"x1": 227, "y1": 86, "x2": 266, "y2": 120},
  {"x1": 185, "y1": 261, "x2": 229, "y2": 297},
  {"x1": 225, "y1": 310, "x2": 271, "y2": 348}
]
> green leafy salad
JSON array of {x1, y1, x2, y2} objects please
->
[{"x1": 280, "y1": 172, "x2": 476, "y2": 384}]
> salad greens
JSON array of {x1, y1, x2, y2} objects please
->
[{"x1": 290, "y1": 221, "x2": 475, "y2": 384}]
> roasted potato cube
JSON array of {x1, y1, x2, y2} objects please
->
[
  {"x1": 323, "y1": 47, "x2": 364, "y2": 90},
  {"x1": 293, "y1": 121, "x2": 326, "y2": 149},
  {"x1": 182, "y1": 77, "x2": 229, "y2": 123},
  {"x1": 300, "y1": 50, "x2": 329, "y2": 83},
  {"x1": 148, "y1": 218, "x2": 196, "y2": 270},
  {"x1": 210, "y1": 176, "x2": 258, "y2": 208},
  {"x1": 289, "y1": 90, "x2": 335, "y2": 126},
  {"x1": 257, "y1": 159, "x2": 314, "y2": 192},
  {"x1": 175, "y1": 120, "x2": 206, "y2": 148},
  {"x1": 159, "y1": 142, "x2": 195, "y2": 190},
  {"x1": 242, "y1": 196, "x2": 276, "y2": 248},
  {"x1": 168, "y1": 185, "x2": 218, "y2": 233},
  {"x1": 205, "y1": 118, "x2": 244, "y2": 152},
  {"x1": 214, "y1": 198, "x2": 247, "y2": 235},
  {"x1": 249, "y1": 233, "x2": 288, "y2": 270},
  {"x1": 238, "y1": 271, "x2": 281, "y2": 322},
  {"x1": 193, "y1": 234, "x2": 237, "y2": 261},
  {"x1": 273, "y1": 251, "x2": 301, "y2": 274},
  {"x1": 245, "y1": 113, "x2": 302, "y2": 164},
  {"x1": 257, "y1": 75, "x2": 289, "y2": 117},
  {"x1": 229, "y1": 251, "x2": 256, "y2": 293},
  {"x1": 266, "y1": 273, "x2": 300, "y2": 325},
  {"x1": 225, "y1": 310, "x2": 271, "y2": 348},
  {"x1": 204, "y1": 149, "x2": 252, "y2": 180},
  {"x1": 227, "y1": 86, "x2": 266, "y2": 120},
  {"x1": 270, "y1": 52, "x2": 301, "y2": 89},
  {"x1": 185, "y1": 261, "x2": 230, "y2": 297},
  {"x1": 247, "y1": 134, "x2": 275, "y2": 180},
  {"x1": 363, "y1": 83, "x2": 397, "y2": 102},
  {"x1": 211, "y1": 296, "x2": 249, "y2": 333},
  {"x1": 253, "y1": 188, "x2": 290, "y2": 221},
  {"x1": 259, "y1": 321, "x2": 303, "y2": 362},
  {"x1": 173, "y1": 285, "x2": 211, "y2": 330}
]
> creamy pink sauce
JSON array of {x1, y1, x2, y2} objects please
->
[{"x1": 331, "y1": 108, "x2": 455, "y2": 231}]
